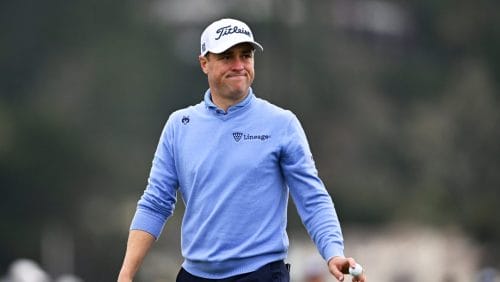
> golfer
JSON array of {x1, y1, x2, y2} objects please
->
[{"x1": 118, "y1": 18, "x2": 366, "y2": 282}]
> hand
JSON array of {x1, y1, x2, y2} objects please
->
[{"x1": 328, "y1": 256, "x2": 366, "y2": 282}]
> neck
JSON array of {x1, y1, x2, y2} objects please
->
[{"x1": 210, "y1": 89, "x2": 249, "y2": 111}]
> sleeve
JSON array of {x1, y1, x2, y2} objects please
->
[
  {"x1": 280, "y1": 113, "x2": 345, "y2": 261},
  {"x1": 130, "y1": 117, "x2": 179, "y2": 239}
]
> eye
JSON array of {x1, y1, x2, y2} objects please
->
[{"x1": 218, "y1": 54, "x2": 231, "y2": 61}]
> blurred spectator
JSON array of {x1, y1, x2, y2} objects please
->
[
  {"x1": 0, "y1": 259, "x2": 83, "y2": 282},
  {"x1": 3, "y1": 259, "x2": 50, "y2": 282}
]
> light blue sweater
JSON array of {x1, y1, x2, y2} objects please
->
[{"x1": 130, "y1": 88, "x2": 344, "y2": 279}]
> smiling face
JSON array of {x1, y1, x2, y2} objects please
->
[{"x1": 199, "y1": 43, "x2": 255, "y2": 111}]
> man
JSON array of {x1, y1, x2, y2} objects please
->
[{"x1": 118, "y1": 18, "x2": 366, "y2": 282}]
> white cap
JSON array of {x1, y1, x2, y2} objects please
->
[{"x1": 200, "y1": 18, "x2": 263, "y2": 56}]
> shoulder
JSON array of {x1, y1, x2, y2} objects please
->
[
  {"x1": 254, "y1": 97, "x2": 296, "y2": 121},
  {"x1": 167, "y1": 101, "x2": 204, "y2": 126}
]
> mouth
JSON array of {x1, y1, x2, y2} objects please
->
[{"x1": 226, "y1": 72, "x2": 247, "y2": 79}]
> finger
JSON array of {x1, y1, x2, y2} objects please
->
[
  {"x1": 329, "y1": 266, "x2": 345, "y2": 281},
  {"x1": 346, "y1": 257, "x2": 357, "y2": 268},
  {"x1": 352, "y1": 272, "x2": 366, "y2": 282}
]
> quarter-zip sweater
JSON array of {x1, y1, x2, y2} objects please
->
[{"x1": 131, "y1": 88, "x2": 344, "y2": 279}]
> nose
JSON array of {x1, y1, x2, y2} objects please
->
[{"x1": 231, "y1": 57, "x2": 245, "y2": 71}]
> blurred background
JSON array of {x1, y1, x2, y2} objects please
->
[{"x1": 1, "y1": 0, "x2": 499, "y2": 281}]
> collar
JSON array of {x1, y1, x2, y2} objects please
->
[{"x1": 204, "y1": 88, "x2": 255, "y2": 115}]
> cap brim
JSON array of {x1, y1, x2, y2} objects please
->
[{"x1": 203, "y1": 40, "x2": 263, "y2": 55}]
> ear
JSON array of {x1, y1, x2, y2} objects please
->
[{"x1": 199, "y1": 55, "x2": 209, "y2": 74}]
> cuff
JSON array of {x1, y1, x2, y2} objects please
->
[
  {"x1": 130, "y1": 208, "x2": 167, "y2": 240},
  {"x1": 323, "y1": 243, "x2": 345, "y2": 263}
]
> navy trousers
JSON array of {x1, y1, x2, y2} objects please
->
[{"x1": 176, "y1": 260, "x2": 290, "y2": 282}]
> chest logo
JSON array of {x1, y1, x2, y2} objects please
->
[
  {"x1": 233, "y1": 132, "x2": 243, "y2": 142},
  {"x1": 181, "y1": 116, "x2": 190, "y2": 125},
  {"x1": 232, "y1": 132, "x2": 271, "y2": 142}
]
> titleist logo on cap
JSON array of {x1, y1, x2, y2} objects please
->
[
  {"x1": 215, "y1": 25, "x2": 251, "y2": 40},
  {"x1": 200, "y1": 18, "x2": 263, "y2": 56}
]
